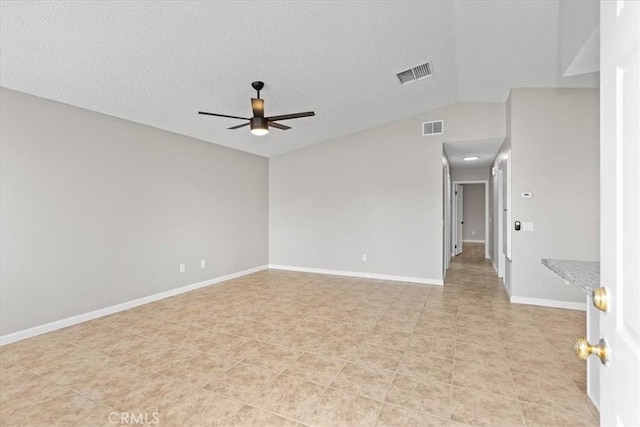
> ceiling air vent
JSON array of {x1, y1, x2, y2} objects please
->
[
  {"x1": 396, "y1": 61, "x2": 433, "y2": 85},
  {"x1": 423, "y1": 120, "x2": 444, "y2": 136}
]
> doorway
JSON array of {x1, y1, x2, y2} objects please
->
[
  {"x1": 451, "y1": 180, "x2": 489, "y2": 259},
  {"x1": 497, "y1": 169, "x2": 505, "y2": 278},
  {"x1": 454, "y1": 184, "x2": 464, "y2": 256}
]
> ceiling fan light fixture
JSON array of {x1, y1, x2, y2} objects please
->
[
  {"x1": 250, "y1": 117, "x2": 269, "y2": 136},
  {"x1": 250, "y1": 126, "x2": 269, "y2": 136}
]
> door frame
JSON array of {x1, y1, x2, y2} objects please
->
[
  {"x1": 453, "y1": 183, "x2": 464, "y2": 256},
  {"x1": 497, "y1": 169, "x2": 505, "y2": 278},
  {"x1": 443, "y1": 163, "x2": 452, "y2": 276},
  {"x1": 503, "y1": 150, "x2": 512, "y2": 261},
  {"x1": 451, "y1": 180, "x2": 490, "y2": 259}
]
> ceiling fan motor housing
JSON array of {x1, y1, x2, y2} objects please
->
[{"x1": 250, "y1": 117, "x2": 268, "y2": 132}]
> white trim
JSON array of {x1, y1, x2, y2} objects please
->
[
  {"x1": 462, "y1": 239, "x2": 485, "y2": 243},
  {"x1": 586, "y1": 293, "x2": 600, "y2": 411},
  {"x1": 453, "y1": 183, "x2": 463, "y2": 256},
  {"x1": 510, "y1": 296, "x2": 586, "y2": 311},
  {"x1": 497, "y1": 168, "x2": 505, "y2": 278},
  {"x1": 442, "y1": 161, "x2": 452, "y2": 277},
  {"x1": 588, "y1": 391, "x2": 600, "y2": 413},
  {"x1": 491, "y1": 258, "x2": 498, "y2": 274},
  {"x1": 0, "y1": 265, "x2": 268, "y2": 346},
  {"x1": 505, "y1": 150, "x2": 512, "y2": 260},
  {"x1": 268, "y1": 264, "x2": 443, "y2": 286},
  {"x1": 503, "y1": 278, "x2": 512, "y2": 298},
  {"x1": 485, "y1": 177, "x2": 490, "y2": 260}
]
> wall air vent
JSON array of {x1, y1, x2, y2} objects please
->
[
  {"x1": 396, "y1": 61, "x2": 433, "y2": 85},
  {"x1": 423, "y1": 120, "x2": 444, "y2": 136}
]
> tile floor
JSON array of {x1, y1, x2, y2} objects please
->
[{"x1": 0, "y1": 243, "x2": 598, "y2": 426}]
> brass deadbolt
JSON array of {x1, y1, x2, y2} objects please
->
[{"x1": 592, "y1": 287, "x2": 609, "y2": 312}]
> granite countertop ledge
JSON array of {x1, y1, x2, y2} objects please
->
[{"x1": 542, "y1": 258, "x2": 600, "y2": 295}]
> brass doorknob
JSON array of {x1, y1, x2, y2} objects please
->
[
  {"x1": 592, "y1": 287, "x2": 609, "y2": 312},
  {"x1": 575, "y1": 337, "x2": 609, "y2": 366}
]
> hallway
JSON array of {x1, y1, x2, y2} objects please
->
[
  {"x1": 1, "y1": 244, "x2": 598, "y2": 426},
  {"x1": 444, "y1": 242, "x2": 597, "y2": 424}
]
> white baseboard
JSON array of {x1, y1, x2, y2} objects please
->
[
  {"x1": 510, "y1": 296, "x2": 586, "y2": 311},
  {"x1": 462, "y1": 239, "x2": 485, "y2": 243},
  {"x1": 490, "y1": 258, "x2": 498, "y2": 274},
  {"x1": 0, "y1": 264, "x2": 269, "y2": 346},
  {"x1": 587, "y1": 388, "x2": 600, "y2": 413},
  {"x1": 268, "y1": 264, "x2": 443, "y2": 286},
  {"x1": 503, "y1": 281, "x2": 512, "y2": 298}
]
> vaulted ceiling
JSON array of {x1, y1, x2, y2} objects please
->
[{"x1": 0, "y1": 1, "x2": 598, "y2": 157}]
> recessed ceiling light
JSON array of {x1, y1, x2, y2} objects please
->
[{"x1": 463, "y1": 156, "x2": 480, "y2": 161}]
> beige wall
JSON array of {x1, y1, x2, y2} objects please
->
[
  {"x1": 0, "y1": 89, "x2": 269, "y2": 335},
  {"x1": 270, "y1": 102, "x2": 505, "y2": 283},
  {"x1": 559, "y1": 1, "x2": 599, "y2": 75},
  {"x1": 462, "y1": 183, "x2": 485, "y2": 241},
  {"x1": 451, "y1": 166, "x2": 490, "y2": 181},
  {"x1": 490, "y1": 88, "x2": 599, "y2": 304},
  {"x1": 269, "y1": 116, "x2": 443, "y2": 281},
  {"x1": 490, "y1": 134, "x2": 513, "y2": 292}
]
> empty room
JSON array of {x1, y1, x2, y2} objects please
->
[{"x1": 1, "y1": 1, "x2": 638, "y2": 426}]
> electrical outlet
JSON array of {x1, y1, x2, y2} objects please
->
[
  {"x1": 200, "y1": 259, "x2": 206, "y2": 268},
  {"x1": 179, "y1": 264, "x2": 186, "y2": 273},
  {"x1": 362, "y1": 254, "x2": 368, "y2": 262}
]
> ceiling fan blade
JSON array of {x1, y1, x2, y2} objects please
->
[
  {"x1": 198, "y1": 111, "x2": 249, "y2": 120},
  {"x1": 268, "y1": 121, "x2": 291, "y2": 130},
  {"x1": 251, "y1": 98, "x2": 264, "y2": 118},
  {"x1": 228, "y1": 122, "x2": 250, "y2": 130},
  {"x1": 265, "y1": 111, "x2": 315, "y2": 121}
]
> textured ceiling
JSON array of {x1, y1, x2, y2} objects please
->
[{"x1": 0, "y1": 1, "x2": 598, "y2": 157}]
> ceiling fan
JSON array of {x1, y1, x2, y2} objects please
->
[{"x1": 198, "y1": 81, "x2": 315, "y2": 136}]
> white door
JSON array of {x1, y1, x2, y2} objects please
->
[
  {"x1": 497, "y1": 169, "x2": 505, "y2": 278},
  {"x1": 443, "y1": 166, "x2": 451, "y2": 272},
  {"x1": 502, "y1": 150, "x2": 512, "y2": 260},
  {"x1": 455, "y1": 184, "x2": 463, "y2": 255},
  {"x1": 599, "y1": 1, "x2": 640, "y2": 425}
]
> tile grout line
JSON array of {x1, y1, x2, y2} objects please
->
[{"x1": 1, "y1": 253, "x2": 593, "y2": 426}]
